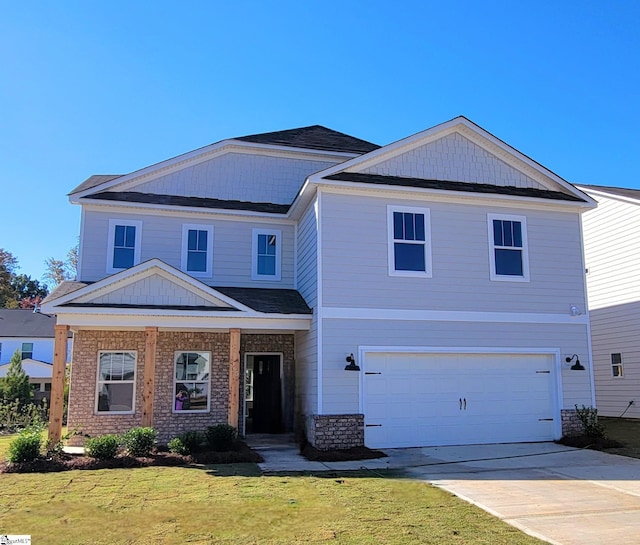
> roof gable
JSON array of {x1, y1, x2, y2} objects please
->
[
  {"x1": 234, "y1": 125, "x2": 380, "y2": 154},
  {"x1": 309, "y1": 117, "x2": 594, "y2": 206},
  {"x1": 42, "y1": 260, "x2": 249, "y2": 313}
]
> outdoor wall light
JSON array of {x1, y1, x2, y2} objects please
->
[
  {"x1": 566, "y1": 354, "x2": 585, "y2": 370},
  {"x1": 570, "y1": 305, "x2": 582, "y2": 316},
  {"x1": 344, "y1": 354, "x2": 360, "y2": 371}
]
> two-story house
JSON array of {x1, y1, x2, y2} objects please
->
[
  {"x1": 577, "y1": 184, "x2": 640, "y2": 419},
  {"x1": 42, "y1": 117, "x2": 596, "y2": 449}
]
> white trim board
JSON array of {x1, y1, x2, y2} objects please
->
[{"x1": 321, "y1": 307, "x2": 590, "y2": 324}]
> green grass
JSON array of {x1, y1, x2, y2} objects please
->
[{"x1": 0, "y1": 466, "x2": 544, "y2": 544}]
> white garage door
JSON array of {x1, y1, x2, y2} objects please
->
[{"x1": 363, "y1": 352, "x2": 556, "y2": 448}]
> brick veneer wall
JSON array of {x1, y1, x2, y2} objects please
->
[
  {"x1": 561, "y1": 409, "x2": 583, "y2": 437},
  {"x1": 241, "y1": 334, "x2": 295, "y2": 433},
  {"x1": 306, "y1": 414, "x2": 364, "y2": 451},
  {"x1": 68, "y1": 329, "x2": 294, "y2": 445}
]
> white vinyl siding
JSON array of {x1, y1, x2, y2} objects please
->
[
  {"x1": 80, "y1": 210, "x2": 295, "y2": 287},
  {"x1": 251, "y1": 229, "x2": 282, "y2": 281},
  {"x1": 106, "y1": 219, "x2": 142, "y2": 274},
  {"x1": 181, "y1": 224, "x2": 213, "y2": 278},
  {"x1": 320, "y1": 192, "x2": 585, "y2": 313},
  {"x1": 582, "y1": 192, "x2": 640, "y2": 418}
]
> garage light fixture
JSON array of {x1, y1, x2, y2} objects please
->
[
  {"x1": 566, "y1": 354, "x2": 585, "y2": 370},
  {"x1": 344, "y1": 354, "x2": 360, "y2": 371}
]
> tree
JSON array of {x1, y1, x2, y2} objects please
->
[
  {"x1": 43, "y1": 242, "x2": 78, "y2": 287},
  {"x1": 11, "y1": 274, "x2": 48, "y2": 303},
  {"x1": 0, "y1": 350, "x2": 32, "y2": 404},
  {"x1": 0, "y1": 249, "x2": 19, "y2": 308}
]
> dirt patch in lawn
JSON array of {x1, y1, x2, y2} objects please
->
[
  {"x1": 301, "y1": 443, "x2": 387, "y2": 462},
  {"x1": 1, "y1": 441, "x2": 263, "y2": 474}
]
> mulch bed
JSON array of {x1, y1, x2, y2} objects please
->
[
  {"x1": 301, "y1": 443, "x2": 387, "y2": 462},
  {"x1": 1, "y1": 441, "x2": 263, "y2": 474},
  {"x1": 557, "y1": 435, "x2": 624, "y2": 450}
]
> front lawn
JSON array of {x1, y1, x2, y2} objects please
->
[{"x1": 0, "y1": 466, "x2": 544, "y2": 544}]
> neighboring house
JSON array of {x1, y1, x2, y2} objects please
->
[
  {"x1": 42, "y1": 118, "x2": 596, "y2": 449},
  {"x1": 578, "y1": 184, "x2": 640, "y2": 419},
  {"x1": 0, "y1": 309, "x2": 72, "y2": 402}
]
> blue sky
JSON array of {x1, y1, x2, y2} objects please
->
[{"x1": 1, "y1": 1, "x2": 638, "y2": 282}]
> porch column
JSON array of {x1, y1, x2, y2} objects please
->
[
  {"x1": 228, "y1": 328, "x2": 241, "y2": 428},
  {"x1": 48, "y1": 324, "x2": 69, "y2": 445},
  {"x1": 141, "y1": 326, "x2": 158, "y2": 427}
]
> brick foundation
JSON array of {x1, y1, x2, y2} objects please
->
[
  {"x1": 67, "y1": 329, "x2": 294, "y2": 445},
  {"x1": 306, "y1": 414, "x2": 364, "y2": 451},
  {"x1": 561, "y1": 409, "x2": 583, "y2": 437}
]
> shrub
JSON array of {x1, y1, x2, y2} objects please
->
[
  {"x1": 575, "y1": 404, "x2": 606, "y2": 439},
  {"x1": 168, "y1": 431, "x2": 202, "y2": 455},
  {"x1": 7, "y1": 428, "x2": 42, "y2": 463},
  {"x1": 0, "y1": 398, "x2": 48, "y2": 433},
  {"x1": 85, "y1": 434, "x2": 120, "y2": 460},
  {"x1": 121, "y1": 427, "x2": 157, "y2": 457},
  {"x1": 206, "y1": 424, "x2": 237, "y2": 452}
]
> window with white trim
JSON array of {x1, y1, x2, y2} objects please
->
[
  {"x1": 21, "y1": 342, "x2": 33, "y2": 360},
  {"x1": 488, "y1": 214, "x2": 530, "y2": 281},
  {"x1": 387, "y1": 206, "x2": 432, "y2": 277},
  {"x1": 174, "y1": 351, "x2": 210, "y2": 412},
  {"x1": 251, "y1": 229, "x2": 281, "y2": 281},
  {"x1": 611, "y1": 353, "x2": 623, "y2": 377},
  {"x1": 181, "y1": 224, "x2": 213, "y2": 277},
  {"x1": 0, "y1": 342, "x2": 3, "y2": 361},
  {"x1": 96, "y1": 351, "x2": 136, "y2": 413},
  {"x1": 106, "y1": 219, "x2": 142, "y2": 274}
]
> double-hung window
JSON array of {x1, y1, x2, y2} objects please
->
[
  {"x1": 174, "y1": 351, "x2": 210, "y2": 412},
  {"x1": 181, "y1": 224, "x2": 213, "y2": 277},
  {"x1": 252, "y1": 229, "x2": 281, "y2": 281},
  {"x1": 611, "y1": 353, "x2": 623, "y2": 377},
  {"x1": 107, "y1": 219, "x2": 142, "y2": 273},
  {"x1": 488, "y1": 214, "x2": 530, "y2": 281},
  {"x1": 388, "y1": 206, "x2": 432, "y2": 277},
  {"x1": 21, "y1": 342, "x2": 33, "y2": 360},
  {"x1": 96, "y1": 351, "x2": 136, "y2": 413}
]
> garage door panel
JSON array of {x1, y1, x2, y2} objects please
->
[{"x1": 363, "y1": 352, "x2": 556, "y2": 448}]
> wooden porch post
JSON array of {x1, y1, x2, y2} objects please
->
[
  {"x1": 48, "y1": 324, "x2": 69, "y2": 445},
  {"x1": 228, "y1": 328, "x2": 241, "y2": 428},
  {"x1": 141, "y1": 326, "x2": 158, "y2": 427}
]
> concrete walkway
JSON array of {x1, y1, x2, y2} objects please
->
[{"x1": 247, "y1": 436, "x2": 640, "y2": 545}]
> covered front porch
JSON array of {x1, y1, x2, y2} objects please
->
[{"x1": 41, "y1": 259, "x2": 311, "y2": 446}]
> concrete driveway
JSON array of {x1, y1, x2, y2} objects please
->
[{"x1": 388, "y1": 442, "x2": 640, "y2": 545}]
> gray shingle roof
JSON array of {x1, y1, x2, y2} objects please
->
[
  {"x1": 235, "y1": 125, "x2": 380, "y2": 154},
  {"x1": 215, "y1": 287, "x2": 311, "y2": 314},
  {"x1": 579, "y1": 184, "x2": 640, "y2": 201},
  {"x1": 87, "y1": 191, "x2": 291, "y2": 213},
  {"x1": 69, "y1": 174, "x2": 123, "y2": 195},
  {"x1": 324, "y1": 172, "x2": 586, "y2": 202},
  {"x1": 0, "y1": 309, "x2": 57, "y2": 338}
]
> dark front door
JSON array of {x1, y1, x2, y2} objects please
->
[{"x1": 251, "y1": 355, "x2": 283, "y2": 433}]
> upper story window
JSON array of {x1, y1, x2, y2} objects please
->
[
  {"x1": 252, "y1": 229, "x2": 282, "y2": 281},
  {"x1": 387, "y1": 206, "x2": 432, "y2": 277},
  {"x1": 96, "y1": 351, "x2": 136, "y2": 413},
  {"x1": 21, "y1": 342, "x2": 33, "y2": 360},
  {"x1": 107, "y1": 219, "x2": 142, "y2": 274},
  {"x1": 611, "y1": 353, "x2": 623, "y2": 377},
  {"x1": 181, "y1": 224, "x2": 214, "y2": 277},
  {"x1": 488, "y1": 213, "x2": 530, "y2": 282}
]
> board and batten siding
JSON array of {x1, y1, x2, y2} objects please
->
[
  {"x1": 320, "y1": 191, "x2": 587, "y2": 314},
  {"x1": 319, "y1": 318, "x2": 591, "y2": 415},
  {"x1": 293, "y1": 200, "x2": 319, "y2": 415},
  {"x1": 582, "y1": 193, "x2": 640, "y2": 417},
  {"x1": 129, "y1": 152, "x2": 337, "y2": 205},
  {"x1": 79, "y1": 209, "x2": 295, "y2": 287}
]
